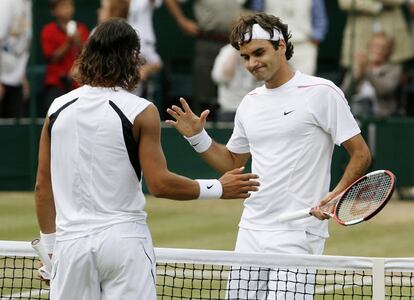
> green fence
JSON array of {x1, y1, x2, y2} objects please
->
[
  {"x1": 0, "y1": 119, "x2": 413, "y2": 191},
  {"x1": 3, "y1": 2, "x2": 412, "y2": 191}
]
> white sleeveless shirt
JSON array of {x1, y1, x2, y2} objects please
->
[{"x1": 47, "y1": 85, "x2": 151, "y2": 241}]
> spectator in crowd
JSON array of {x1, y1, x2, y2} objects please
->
[
  {"x1": 40, "y1": 0, "x2": 89, "y2": 117},
  {"x1": 127, "y1": 0, "x2": 163, "y2": 101},
  {"x1": 341, "y1": 32, "x2": 402, "y2": 118},
  {"x1": 246, "y1": 0, "x2": 328, "y2": 75},
  {"x1": 339, "y1": 0, "x2": 414, "y2": 70},
  {"x1": 0, "y1": 0, "x2": 32, "y2": 118},
  {"x1": 164, "y1": 0, "x2": 243, "y2": 118},
  {"x1": 211, "y1": 40, "x2": 261, "y2": 122}
]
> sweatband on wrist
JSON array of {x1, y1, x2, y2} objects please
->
[
  {"x1": 184, "y1": 129, "x2": 212, "y2": 153},
  {"x1": 40, "y1": 232, "x2": 56, "y2": 254},
  {"x1": 196, "y1": 179, "x2": 223, "y2": 199}
]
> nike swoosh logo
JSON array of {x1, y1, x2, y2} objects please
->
[
  {"x1": 192, "y1": 142, "x2": 200, "y2": 147},
  {"x1": 284, "y1": 110, "x2": 295, "y2": 116},
  {"x1": 207, "y1": 185, "x2": 213, "y2": 189}
]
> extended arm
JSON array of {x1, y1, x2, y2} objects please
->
[
  {"x1": 136, "y1": 103, "x2": 258, "y2": 199},
  {"x1": 166, "y1": 97, "x2": 251, "y2": 174}
]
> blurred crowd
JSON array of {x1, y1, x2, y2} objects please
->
[{"x1": 1, "y1": 0, "x2": 414, "y2": 120}]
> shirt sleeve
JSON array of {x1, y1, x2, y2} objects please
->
[
  {"x1": 307, "y1": 84, "x2": 361, "y2": 146},
  {"x1": 312, "y1": 0, "x2": 328, "y2": 42},
  {"x1": 226, "y1": 103, "x2": 250, "y2": 153}
]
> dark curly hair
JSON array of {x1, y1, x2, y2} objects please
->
[
  {"x1": 229, "y1": 13, "x2": 294, "y2": 61},
  {"x1": 74, "y1": 18, "x2": 144, "y2": 91}
]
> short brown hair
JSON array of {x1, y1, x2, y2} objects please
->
[
  {"x1": 229, "y1": 12, "x2": 294, "y2": 60},
  {"x1": 74, "y1": 18, "x2": 144, "y2": 91}
]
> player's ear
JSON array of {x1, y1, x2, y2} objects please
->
[{"x1": 278, "y1": 39, "x2": 286, "y2": 53}]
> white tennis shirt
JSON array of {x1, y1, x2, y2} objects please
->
[
  {"x1": 47, "y1": 85, "x2": 151, "y2": 241},
  {"x1": 227, "y1": 71, "x2": 361, "y2": 238}
]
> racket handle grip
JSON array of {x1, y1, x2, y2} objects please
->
[{"x1": 278, "y1": 208, "x2": 312, "y2": 222}]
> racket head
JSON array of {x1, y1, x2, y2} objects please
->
[{"x1": 332, "y1": 170, "x2": 396, "y2": 226}]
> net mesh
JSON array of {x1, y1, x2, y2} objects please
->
[
  {"x1": 156, "y1": 263, "x2": 373, "y2": 299},
  {"x1": 1, "y1": 242, "x2": 413, "y2": 300},
  {"x1": 337, "y1": 171, "x2": 393, "y2": 223},
  {"x1": 0, "y1": 255, "x2": 49, "y2": 299}
]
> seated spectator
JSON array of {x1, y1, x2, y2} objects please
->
[
  {"x1": 0, "y1": 0, "x2": 32, "y2": 119},
  {"x1": 341, "y1": 32, "x2": 402, "y2": 118},
  {"x1": 211, "y1": 43, "x2": 261, "y2": 121},
  {"x1": 41, "y1": 0, "x2": 89, "y2": 116}
]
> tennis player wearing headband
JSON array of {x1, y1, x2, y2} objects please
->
[{"x1": 167, "y1": 12, "x2": 371, "y2": 299}]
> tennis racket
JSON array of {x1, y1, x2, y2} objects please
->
[
  {"x1": 31, "y1": 238, "x2": 52, "y2": 280},
  {"x1": 278, "y1": 170, "x2": 396, "y2": 226}
]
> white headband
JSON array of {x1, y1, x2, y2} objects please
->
[{"x1": 243, "y1": 23, "x2": 284, "y2": 43}]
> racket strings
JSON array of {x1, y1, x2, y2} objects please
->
[{"x1": 336, "y1": 173, "x2": 392, "y2": 223}]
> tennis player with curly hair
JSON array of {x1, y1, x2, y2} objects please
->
[{"x1": 34, "y1": 18, "x2": 260, "y2": 300}]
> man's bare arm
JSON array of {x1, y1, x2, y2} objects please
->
[
  {"x1": 164, "y1": 0, "x2": 199, "y2": 36},
  {"x1": 312, "y1": 133, "x2": 372, "y2": 219},
  {"x1": 34, "y1": 118, "x2": 56, "y2": 234}
]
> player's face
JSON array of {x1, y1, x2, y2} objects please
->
[{"x1": 240, "y1": 39, "x2": 286, "y2": 86}]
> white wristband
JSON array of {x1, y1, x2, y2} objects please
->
[
  {"x1": 40, "y1": 231, "x2": 56, "y2": 254},
  {"x1": 184, "y1": 129, "x2": 212, "y2": 153},
  {"x1": 196, "y1": 179, "x2": 223, "y2": 199}
]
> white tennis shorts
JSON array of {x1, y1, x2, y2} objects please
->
[
  {"x1": 50, "y1": 222, "x2": 156, "y2": 300},
  {"x1": 227, "y1": 228, "x2": 326, "y2": 300},
  {"x1": 235, "y1": 228, "x2": 325, "y2": 255}
]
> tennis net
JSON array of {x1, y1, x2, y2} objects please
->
[{"x1": 1, "y1": 241, "x2": 413, "y2": 299}]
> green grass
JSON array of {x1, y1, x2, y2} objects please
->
[
  {"x1": 0, "y1": 192, "x2": 413, "y2": 299},
  {"x1": 0, "y1": 191, "x2": 413, "y2": 256}
]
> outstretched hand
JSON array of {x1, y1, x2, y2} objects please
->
[
  {"x1": 219, "y1": 167, "x2": 260, "y2": 199},
  {"x1": 166, "y1": 97, "x2": 210, "y2": 137}
]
